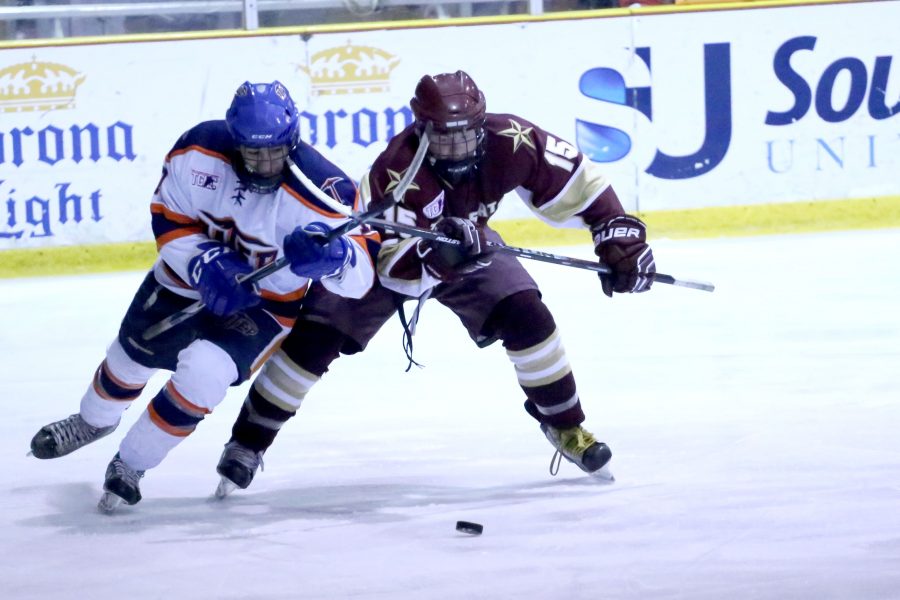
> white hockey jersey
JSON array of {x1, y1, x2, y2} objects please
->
[{"x1": 149, "y1": 120, "x2": 377, "y2": 328}]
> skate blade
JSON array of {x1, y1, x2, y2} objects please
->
[
  {"x1": 214, "y1": 477, "x2": 238, "y2": 499},
  {"x1": 97, "y1": 492, "x2": 124, "y2": 514},
  {"x1": 590, "y1": 464, "x2": 615, "y2": 483}
]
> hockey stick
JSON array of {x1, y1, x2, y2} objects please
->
[
  {"x1": 141, "y1": 127, "x2": 433, "y2": 341},
  {"x1": 366, "y1": 218, "x2": 716, "y2": 292}
]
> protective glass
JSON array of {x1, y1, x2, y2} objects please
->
[
  {"x1": 427, "y1": 127, "x2": 481, "y2": 161},
  {"x1": 239, "y1": 144, "x2": 290, "y2": 178}
]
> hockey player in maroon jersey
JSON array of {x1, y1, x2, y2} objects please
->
[
  {"x1": 29, "y1": 81, "x2": 377, "y2": 511},
  {"x1": 214, "y1": 70, "x2": 656, "y2": 494}
]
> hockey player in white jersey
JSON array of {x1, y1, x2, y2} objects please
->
[{"x1": 29, "y1": 81, "x2": 377, "y2": 511}]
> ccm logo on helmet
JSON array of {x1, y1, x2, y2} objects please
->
[{"x1": 597, "y1": 227, "x2": 641, "y2": 242}]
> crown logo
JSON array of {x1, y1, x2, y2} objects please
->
[
  {"x1": 0, "y1": 60, "x2": 86, "y2": 113},
  {"x1": 299, "y1": 44, "x2": 400, "y2": 96}
]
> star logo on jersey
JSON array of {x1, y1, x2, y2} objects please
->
[
  {"x1": 498, "y1": 119, "x2": 536, "y2": 153},
  {"x1": 384, "y1": 167, "x2": 420, "y2": 196}
]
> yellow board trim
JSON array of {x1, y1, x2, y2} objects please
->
[
  {"x1": 1, "y1": 242, "x2": 156, "y2": 279},
  {"x1": 2, "y1": 196, "x2": 898, "y2": 279},
  {"x1": 496, "y1": 196, "x2": 900, "y2": 248}
]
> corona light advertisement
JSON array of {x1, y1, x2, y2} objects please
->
[
  {"x1": 293, "y1": 42, "x2": 413, "y2": 184},
  {"x1": 0, "y1": 58, "x2": 125, "y2": 247}
]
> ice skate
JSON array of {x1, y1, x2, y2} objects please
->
[
  {"x1": 30, "y1": 414, "x2": 118, "y2": 459},
  {"x1": 98, "y1": 453, "x2": 144, "y2": 513},
  {"x1": 215, "y1": 441, "x2": 264, "y2": 498},
  {"x1": 541, "y1": 424, "x2": 614, "y2": 482}
]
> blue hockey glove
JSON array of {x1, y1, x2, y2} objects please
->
[
  {"x1": 188, "y1": 243, "x2": 261, "y2": 317},
  {"x1": 591, "y1": 215, "x2": 655, "y2": 297},
  {"x1": 283, "y1": 222, "x2": 354, "y2": 280}
]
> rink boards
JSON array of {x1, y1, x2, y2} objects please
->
[{"x1": 0, "y1": 0, "x2": 897, "y2": 271}]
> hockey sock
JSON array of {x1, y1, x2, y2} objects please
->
[
  {"x1": 80, "y1": 338, "x2": 153, "y2": 428},
  {"x1": 487, "y1": 291, "x2": 585, "y2": 429},
  {"x1": 231, "y1": 322, "x2": 345, "y2": 452}
]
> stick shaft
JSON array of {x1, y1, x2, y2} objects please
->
[{"x1": 366, "y1": 218, "x2": 716, "y2": 293}]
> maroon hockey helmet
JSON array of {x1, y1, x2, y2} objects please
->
[{"x1": 410, "y1": 70, "x2": 487, "y2": 184}]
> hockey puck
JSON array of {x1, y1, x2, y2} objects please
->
[{"x1": 455, "y1": 520, "x2": 483, "y2": 535}]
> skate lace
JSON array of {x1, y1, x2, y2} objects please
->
[
  {"x1": 549, "y1": 450, "x2": 563, "y2": 476},
  {"x1": 109, "y1": 456, "x2": 144, "y2": 486},
  {"x1": 225, "y1": 442, "x2": 265, "y2": 473},
  {"x1": 48, "y1": 415, "x2": 99, "y2": 451},
  {"x1": 547, "y1": 426, "x2": 597, "y2": 476}
]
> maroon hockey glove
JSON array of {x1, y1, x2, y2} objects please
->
[
  {"x1": 592, "y1": 215, "x2": 655, "y2": 297},
  {"x1": 418, "y1": 217, "x2": 493, "y2": 282}
]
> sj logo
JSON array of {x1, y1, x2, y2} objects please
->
[{"x1": 574, "y1": 43, "x2": 732, "y2": 180}]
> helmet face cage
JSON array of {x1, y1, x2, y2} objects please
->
[
  {"x1": 411, "y1": 71, "x2": 487, "y2": 184},
  {"x1": 226, "y1": 81, "x2": 299, "y2": 193},
  {"x1": 238, "y1": 144, "x2": 291, "y2": 179},
  {"x1": 427, "y1": 126, "x2": 483, "y2": 162}
]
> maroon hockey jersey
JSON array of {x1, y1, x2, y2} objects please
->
[{"x1": 360, "y1": 113, "x2": 626, "y2": 297}]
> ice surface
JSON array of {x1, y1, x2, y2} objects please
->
[{"x1": 1, "y1": 230, "x2": 899, "y2": 599}]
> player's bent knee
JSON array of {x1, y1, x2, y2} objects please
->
[
  {"x1": 171, "y1": 340, "x2": 239, "y2": 412},
  {"x1": 486, "y1": 290, "x2": 556, "y2": 350},
  {"x1": 105, "y1": 338, "x2": 156, "y2": 384},
  {"x1": 279, "y1": 321, "x2": 345, "y2": 375}
]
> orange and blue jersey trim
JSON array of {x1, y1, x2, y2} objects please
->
[
  {"x1": 147, "y1": 380, "x2": 211, "y2": 437},
  {"x1": 151, "y1": 203, "x2": 202, "y2": 250}
]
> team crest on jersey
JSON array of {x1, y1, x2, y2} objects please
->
[
  {"x1": 224, "y1": 313, "x2": 259, "y2": 337},
  {"x1": 191, "y1": 169, "x2": 220, "y2": 190},
  {"x1": 422, "y1": 191, "x2": 445, "y2": 219},
  {"x1": 320, "y1": 176, "x2": 345, "y2": 203},
  {"x1": 231, "y1": 183, "x2": 248, "y2": 206}
]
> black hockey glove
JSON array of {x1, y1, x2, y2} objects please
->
[
  {"x1": 592, "y1": 215, "x2": 655, "y2": 297},
  {"x1": 418, "y1": 217, "x2": 493, "y2": 282}
]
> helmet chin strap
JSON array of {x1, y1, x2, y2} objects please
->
[
  {"x1": 428, "y1": 139, "x2": 484, "y2": 186},
  {"x1": 430, "y1": 158, "x2": 475, "y2": 186},
  {"x1": 235, "y1": 163, "x2": 285, "y2": 193}
]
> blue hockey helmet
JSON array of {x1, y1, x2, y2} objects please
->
[{"x1": 226, "y1": 81, "x2": 300, "y2": 193}]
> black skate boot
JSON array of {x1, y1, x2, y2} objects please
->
[
  {"x1": 540, "y1": 423, "x2": 614, "y2": 480},
  {"x1": 98, "y1": 453, "x2": 145, "y2": 512},
  {"x1": 215, "y1": 441, "x2": 264, "y2": 498},
  {"x1": 30, "y1": 414, "x2": 118, "y2": 459}
]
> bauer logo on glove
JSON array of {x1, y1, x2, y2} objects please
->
[{"x1": 591, "y1": 215, "x2": 656, "y2": 298}]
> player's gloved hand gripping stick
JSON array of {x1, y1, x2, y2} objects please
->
[
  {"x1": 142, "y1": 125, "x2": 432, "y2": 341},
  {"x1": 367, "y1": 218, "x2": 716, "y2": 293}
]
